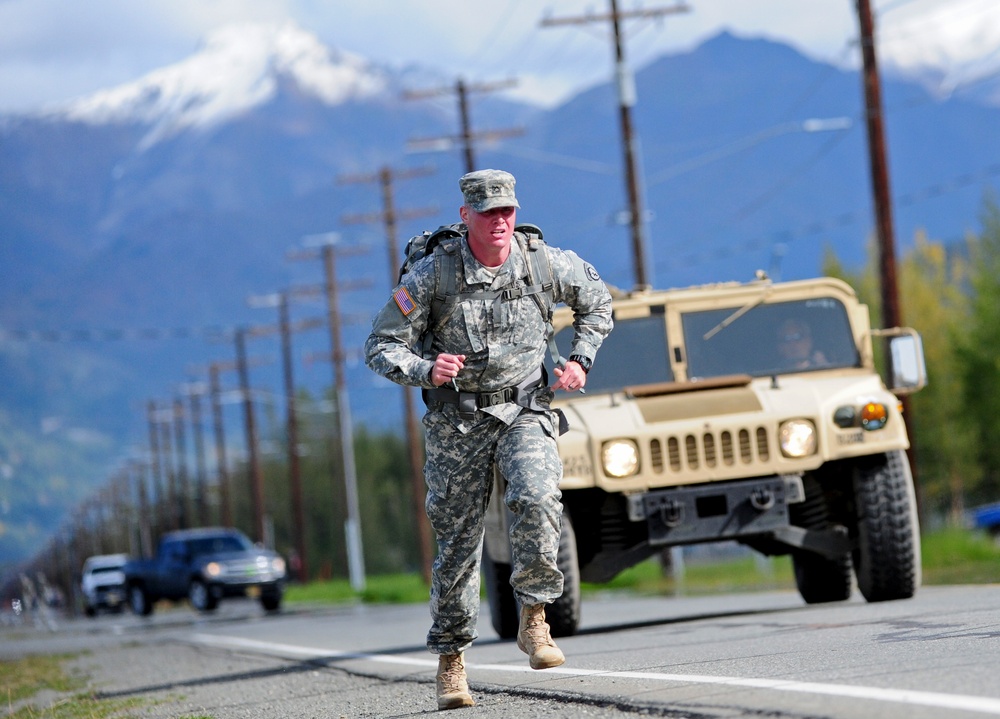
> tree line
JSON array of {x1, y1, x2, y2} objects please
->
[{"x1": 11, "y1": 196, "x2": 1000, "y2": 611}]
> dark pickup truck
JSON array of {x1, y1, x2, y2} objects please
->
[{"x1": 124, "y1": 527, "x2": 287, "y2": 614}]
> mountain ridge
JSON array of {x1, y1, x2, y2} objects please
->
[{"x1": 2, "y1": 26, "x2": 999, "y2": 574}]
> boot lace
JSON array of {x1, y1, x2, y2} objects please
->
[{"x1": 439, "y1": 655, "x2": 466, "y2": 691}]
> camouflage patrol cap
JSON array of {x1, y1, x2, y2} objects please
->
[{"x1": 459, "y1": 169, "x2": 520, "y2": 212}]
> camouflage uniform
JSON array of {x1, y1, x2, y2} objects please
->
[{"x1": 365, "y1": 180, "x2": 612, "y2": 657}]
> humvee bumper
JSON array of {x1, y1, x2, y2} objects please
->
[{"x1": 629, "y1": 475, "x2": 805, "y2": 546}]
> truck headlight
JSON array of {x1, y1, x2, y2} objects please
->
[
  {"x1": 271, "y1": 557, "x2": 286, "y2": 576},
  {"x1": 204, "y1": 562, "x2": 222, "y2": 578},
  {"x1": 602, "y1": 439, "x2": 639, "y2": 478},
  {"x1": 779, "y1": 419, "x2": 817, "y2": 458}
]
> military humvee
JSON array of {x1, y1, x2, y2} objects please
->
[{"x1": 483, "y1": 274, "x2": 926, "y2": 638}]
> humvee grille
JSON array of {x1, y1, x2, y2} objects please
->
[{"x1": 649, "y1": 426, "x2": 772, "y2": 474}]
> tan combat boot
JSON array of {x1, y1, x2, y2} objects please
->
[
  {"x1": 436, "y1": 652, "x2": 474, "y2": 710},
  {"x1": 516, "y1": 604, "x2": 565, "y2": 669}
]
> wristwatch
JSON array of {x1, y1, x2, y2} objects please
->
[{"x1": 567, "y1": 354, "x2": 592, "y2": 374}]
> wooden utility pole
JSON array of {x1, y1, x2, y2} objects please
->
[
  {"x1": 171, "y1": 397, "x2": 191, "y2": 529},
  {"x1": 855, "y1": 0, "x2": 919, "y2": 492},
  {"x1": 541, "y1": 0, "x2": 690, "y2": 289},
  {"x1": 234, "y1": 327, "x2": 267, "y2": 544},
  {"x1": 208, "y1": 362, "x2": 234, "y2": 527},
  {"x1": 131, "y1": 461, "x2": 152, "y2": 558},
  {"x1": 145, "y1": 401, "x2": 166, "y2": 537},
  {"x1": 342, "y1": 166, "x2": 438, "y2": 585},
  {"x1": 289, "y1": 238, "x2": 373, "y2": 591},
  {"x1": 246, "y1": 292, "x2": 325, "y2": 581},
  {"x1": 183, "y1": 383, "x2": 210, "y2": 527},
  {"x1": 405, "y1": 79, "x2": 524, "y2": 174},
  {"x1": 158, "y1": 406, "x2": 178, "y2": 530}
]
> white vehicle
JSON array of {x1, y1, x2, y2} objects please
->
[{"x1": 81, "y1": 553, "x2": 128, "y2": 617}]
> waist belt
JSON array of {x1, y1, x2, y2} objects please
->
[{"x1": 423, "y1": 366, "x2": 546, "y2": 420}]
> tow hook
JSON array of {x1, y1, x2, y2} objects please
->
[
  {"x1": 658, "y1": 498, "x2": 684, "y2": 527},
  {"x1": 750, "y1": 487, "x2": 775, "y2": 511}
]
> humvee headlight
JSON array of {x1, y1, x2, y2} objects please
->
[
  {"x1": 779, "y1": 419, "x2": 817, "y2": 458},
  {"x1": 860, "y1": 402, "x2": 888, "y2": 431},
  {"x1": 602, "y1": 439, "x2": 639, "y2": 478}
]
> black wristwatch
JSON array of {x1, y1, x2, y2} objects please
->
[{"x1": 567, "y1": 354, "x2": 592, "y2": 374}]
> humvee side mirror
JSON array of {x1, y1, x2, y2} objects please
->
[{"x1": 887, "y1": 330, "x2": 927, "y2": 394}]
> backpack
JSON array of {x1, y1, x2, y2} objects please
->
[{"x1": 398, "y1": 222, "x2": 564, "y2": 366}]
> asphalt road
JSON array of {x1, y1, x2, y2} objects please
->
[{"x1": 5, "y1": 585, "x2": 1000, "y2": 718}]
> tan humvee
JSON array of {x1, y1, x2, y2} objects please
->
[{"x1": 483, "y1": 274, "x2": 926, "y2": 638}]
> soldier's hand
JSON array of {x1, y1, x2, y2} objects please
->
[
  {"x1": 552, "y1": 361, "x2": 586, "y2": 393},
  {"x1": 431, "y1": 353, "x2": 466, "y2": 387}
]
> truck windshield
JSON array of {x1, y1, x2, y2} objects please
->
[
  {"x1": 682, "y1": 297, "x2": 860, "y2": 379},
  {"x1": 550, "y1": 310, "x2": 673, "y2": 394},
  {"x1": 189, "y1": 533, "x2": 252, "y2": 557}
]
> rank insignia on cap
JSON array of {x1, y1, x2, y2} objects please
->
[{"x1": 393, "y1": 286, "x2": 416, "y2": 316}]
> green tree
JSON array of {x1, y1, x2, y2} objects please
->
[
  {"x1": 956, "y1": 198, "x2": 1000, "y2": 509},
  {"x1": 898, "y1": 232, "x2": 974, "y2": 522},
  {"x1": 822, "y1": 230, "x2": 974, "y2": 524}
]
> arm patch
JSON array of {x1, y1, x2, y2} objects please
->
[{"x1": 393, "y1": 286, "x2": 416, "y2": 316}]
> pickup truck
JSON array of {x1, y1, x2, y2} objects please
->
[{"x1": 124, "y1": 527, "x2": 287, "y2": 614}]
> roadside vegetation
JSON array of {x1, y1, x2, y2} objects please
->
[
  {"x1": 284, "y1": 526, "x2": 1000, "y2": 606},
  {"x1": 0, "y1": 653, "x2": 147, "y2": 719},
  {"x1": 4, "y1": 528, "x2": 997, "y2": 718}
]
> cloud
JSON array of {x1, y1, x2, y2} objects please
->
[{"x1": 1, "y1": 0, "x2": 999, "y2": 113}]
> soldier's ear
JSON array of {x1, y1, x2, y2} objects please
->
[{"x1": 459, "y1": 205, "x2": 469, "y2": 223}]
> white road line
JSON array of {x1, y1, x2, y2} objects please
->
[{"x1": 190, "y1": 633, "x2": 1000, "y2": 715}]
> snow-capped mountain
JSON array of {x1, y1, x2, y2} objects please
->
[
  {"x1": 879, "y1": 0, "x2": 1000, "y2": 105},
  {"x1": 57, "y1": 22, "x2": 391, "y2": 148}
]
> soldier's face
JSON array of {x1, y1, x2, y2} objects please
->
[{"x1": 462, "y1": 205, "x2": 517, "y2": 256}]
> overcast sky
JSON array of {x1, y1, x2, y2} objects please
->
[{"x1": 0, "y1": 0, "x2": 997, "y2": 112}]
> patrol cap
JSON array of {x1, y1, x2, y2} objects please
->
[{"x1": 459, "y1": 169, "x2": 520, "y2": 213}]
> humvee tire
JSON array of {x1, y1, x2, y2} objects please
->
[
  {"x1": 793, "y1": 551, "x2": 853, "y2": 603},
  {"x1": 851, "y1": 450, "x2": 921, "y2": 602},
  {"x1": 484, "y1": 510, "x2": 581, "y2": 639},
  {"x1": 548, "y1": 512, "x2": 581, "y2": 637}
]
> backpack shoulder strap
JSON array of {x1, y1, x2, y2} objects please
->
[{"x1": 514, "y1": 227, "x2": 565, "y2": 367}]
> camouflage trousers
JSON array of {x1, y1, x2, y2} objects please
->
[{"x1": 423, "y1": 407, "x2": 564, "y2": 656}]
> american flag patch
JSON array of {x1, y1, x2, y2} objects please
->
[{"x1": 393, "y1": 286, "x2": 416, "y2": 316}]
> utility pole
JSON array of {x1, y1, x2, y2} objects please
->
[
  {"x1": 342, "y1": 166, "x2": 438, "y2": 585},
  {"x1": 158, "y1": 405, "x2": 178, "y2": 530},
  {"x1": 854, "y1": 0, "x2": 919, "y2": 493},
  {"x1": 131, "y1": 460, "x2": 152, "y2": 558},
  {"x1": 208, "y1": 362, "x2": 234, "y2": 527},
  {"x1": 541, "y1": 0, "x2": 690, "y2": 289},
  {"x1": 145, "y1": 401, "x2": 166, "y2": 537},
  {"x1": 183, "y1": 383, "x2": 210, "y2": 527},
  {"x1": 247, "y1": 291, "x2": 325, "y2": 582},
  {"x1": 172, "y1": 396, "x2": 191, "y2": 529},
  {"x1": 405, "y1": 79, "x2": 524, "y2": 174},
  {"x1": 289, "y1": 236, "x2": 372, "y2": 591},
  {"x1": 234, "y1": 327, "x2": 267, "y2": 544}
]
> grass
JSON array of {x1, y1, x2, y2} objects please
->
[
  {"x1": 284, "y1": 527, "x2": 1000, "y2": 606},
  {"x1": 6, "y1": 528, "x2": 998, "y2": 719},
  {"x1": 0, "y1": 654, "x2": 146, "y2": 719}
]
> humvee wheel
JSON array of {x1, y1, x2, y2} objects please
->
[
  {"x1": 547, "y1": 511, "x2": 581, "y2": 637},
  {"x1": 851, "y1": 450, "x2": 921, "y2": 602},
  {"x1": 483, "y1": 510, "x2": 582, "y2": 639},
  {"x1": 793, "y1": 551, "x2": 853, "y2": 603},
  {"x1": 483, "y1": 543, "x2": 518, "y2": 639}
]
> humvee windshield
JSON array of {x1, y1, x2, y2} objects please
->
[
  {"x1": 682, "y1": 297, "x2": 860, "y2": 379},
  {"x1": 551, "y1": 309, "x2": 673, "y2": 394},
  {"x1": 551, "y1": 297, "x2": 859, "y2": 393}
]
